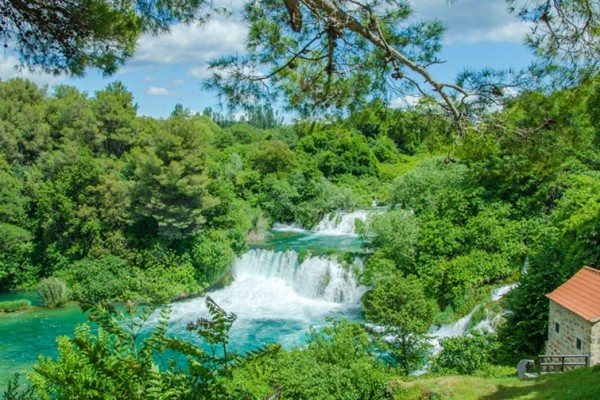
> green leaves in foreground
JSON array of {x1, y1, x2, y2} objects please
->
[
  {"x1": 21, "y1": 297, "x2": 279, "y2": 400},
  {"x1": 4, "y1": 298, "x2": 397, "y2": 399}
]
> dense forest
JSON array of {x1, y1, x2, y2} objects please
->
[{"x1": 1, "y1": 73, "x2": 599, "y2": 397}]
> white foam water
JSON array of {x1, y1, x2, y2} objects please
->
[
  {"x1": 165, "y1": 249, "x2": 366, "y2": 351},
  {"x1": 271, "y1": 222, "x2": 308, "y2": 233},
  {"x1": 427, "y1": 283, "x2": 518, "y2": 356},
  {"x1": 312, "y1": 210, "x2": 371, "y2": 235}
]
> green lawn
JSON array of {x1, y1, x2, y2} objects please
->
[{"x1": 395, "y1": 365, "x2": 600, "y2": 399}]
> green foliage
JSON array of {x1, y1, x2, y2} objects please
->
[
  {"x1": 3, "y1": 373, "x2": 35, "y2": 400},
  {"x1": 205, "y1": 0, "x2": 457, "y2": 120},
  {"x1": 190, "y1": 229, "x2": 236, "y2": 285},
  {"x1": 56, "y1": 256, "x2": 131, "y2": 304},
  {"x1": 0, "y1": 223, "x2": 36, "y2": 289},
  {"x1": 132, "y1": 245, "x2": 201, "y2": 303},
  {"x1": 130, "y1": 113, "x2": 216, "y2": 239},
  {"x1": 508, "y1": 0, "x2": 599, "y2": 86},
  {"x1": 370, "y1": 158, "x2": 528, "y2": 310},
  {"x1": 363, "y1": 275, "x2": 437, "y2": 375},
  {"x1": 2, "y1": 1, "x2": 207, "y2": 76},
  {"x1": 227, "y1": 321, "x2": 393, "y2": 399},
  {"x1": 462, "y1": 82, "x2": 598, "y2": 209},
  {"x1": 391, "y1": 157, "x2": 479, "y2": 221},
  {"x1": 432, "y1": 332, "x2": 499, "y2": 375},
  {"x1": 364, "y1": 209, "x2": 419, "y2": 276},
  {"x1": 36, "y1": 277, "x2": 69, "y2": 308},
  {"x1": 0, "y1": 155, "x2": 28, "y2": 225},
  {"x1": 252, "y1": 140, "x2": 298, "y2": 175},
  {"x1": 92, "y1": 82, "x2": 138, "y2": 156},
  {"x1": 0, "y1": 300, "x2": 31, "y2": 312},
  {"x1": 297, "y1": 129, "x2": 376, "y2": 179},
  {"x1": 257, "y1": 175, "x2": 300, "y2": 222},
  {"x1": 297, "y1": 249, "x2": 311, "y2": 264},
  {"x1": 23, "y1": 297, "x2": 278, "y2": 399}
]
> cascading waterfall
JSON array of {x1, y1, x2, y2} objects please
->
[
  {"x1": 313, "y1": 210, "x2": 371, "y2": 235},
  {"x1": 234, "y1": 249, "x2": 365, "y2": 303},
  {"x1": 272, "y1": 222, "x2": 307, "y2": 233},
  {"x1": 429, "y1": 283, "x2": 518, "y2": 354},
  {"x1": 166, "y1": 247, "x2": 366, "y2": 351}
]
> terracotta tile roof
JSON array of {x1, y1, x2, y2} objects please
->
[{"x1": 546, "y1": 266, "x2": 600, "y2": 322}]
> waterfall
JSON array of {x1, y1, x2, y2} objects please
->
[
  {"x1": 313, "y1": 210, "x2": 371, "y2": 235},
  {"x1": 166, "y1": 248, "x2": 366, "y2": 350},
  {"x1": 428, "y1": 283, "x2": 518, "y2": 355},
  {"x1": 272, "y1": 222, "x2": 307, "y2": 233},
  {"x1": 491, "y1": 283, "x2": 519, "y2": 301},
  {"x1": 233, "y1": 249, "x2": 365, "y2": 304}
]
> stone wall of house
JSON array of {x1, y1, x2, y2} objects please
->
[
  {"x1": 592, "y1": 318, "x2": 600, "y2": 366},
  {"x1": 546, "y1": 301, "x2": 599, "y2": 366}
]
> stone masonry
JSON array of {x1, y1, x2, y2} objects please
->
[{"x1": 546, "y1": 300, "x2": 600, "y2": 366}]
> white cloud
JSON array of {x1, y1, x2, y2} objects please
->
[
  {"x1": 187, "y1": 66, "x2": 211, "y2": 79},
  {"x1": 132, "y1": 18, "x2": 247, "y2": 66},
  {"x1": 171, "y1": 78, "x2": 185, "y2": 85},
  {"x1": 147, "y1": 86, "x2": 180, "y2": 96},
  {"x1": 0, "y1": 54, "x2": 65, "y2": 86},
  {"x1": 410, "y1": 0, "x2": 531, "y2": 44},
  {"x1": 390, "y1": 95, "x2": 422, "y2": 109}
]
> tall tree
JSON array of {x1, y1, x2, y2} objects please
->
[
  {"x1": 130, "y1": 114, "x2": 217, "y2": 240},
  {"x1": 363, "y1": 274, "x2": 437, "y2": 375}
]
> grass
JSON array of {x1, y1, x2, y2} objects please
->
[
  {"x1": 37, "y1": 277, "x2": 69, "y2": 308},
  {"x1": 394, "y1": 365, "x2": 600, "y2": 399},
  {"x1": 0, "y1": 300, "x2": 31, "y2": 312}
]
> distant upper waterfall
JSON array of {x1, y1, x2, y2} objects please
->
[
  {"x1": 312, "y1": 210, "x2": 371, "y2": 235},
  {"x1": 233, "y1": 249, "x2": 365, "y2": 304}
]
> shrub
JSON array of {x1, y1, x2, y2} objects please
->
[
  {"x1": 191, "y1": 230, "x2": 235, "y2": 284},
  {"x1": 37, "y1": 277, "x2": 69, "y2": 308},
  {"x1": 432, "y1": 332, "x2": 499, "y2": 375},
  {"x1": 56, "y1": 256, "x2": 129, "y2": 303},
  {"x1": 0, "y1": 299, "x2": 31, "y2": 312}
]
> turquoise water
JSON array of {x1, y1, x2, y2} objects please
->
[
  {"x1": 0, "y1": 298, "x2": 87, "y2": 387},
  {"x1": 0, "y1": 222, "x2": 367, "y2": 389},
  {"x1": 254, "y1": 229, "x2": 364, "y2": 253}
]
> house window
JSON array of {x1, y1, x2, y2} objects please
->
[
  {"x1": 555, "y1": 322, "x2": 560, "y2": 333},
  {"x1": 576, "y1": 338, "x2": 582, "y2": 350}
]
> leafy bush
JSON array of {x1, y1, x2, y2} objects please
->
[
  {"x1": 132, "y1": 244, "x2": 201, "y2": 303},
  {"x1": 190, "y1": 229, "x2": 236, "y2": 285},
  {"x1": 363, "y1": 275, "x2": 437, "y2": 375},
  {"x1": 227, "y1": 321, "x2": 394, "y2": 399},
  {"x1": 36, "y1": 277, "x2": 69, "y2": 308},
  {"x1": 0, "y1": 299, "x2": 31, "y2": 312},
  {"x1": 19, "y1": 297, "x2": 279, "y2": 399},
  {"x1": 56, "y1": 256, "x2": 130, "y2": 303},
  {"x1": 432, "y1": 332, "x2": 499, "y2": 375},
  {"x1": 297, "y1": 249, "x2": 311, "y2": 264}
]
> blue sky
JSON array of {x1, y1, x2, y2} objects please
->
[{"x1": 0, "y1": 0, "x2": 535, "y2": 118}]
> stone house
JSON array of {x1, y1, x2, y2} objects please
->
[{"x1": 545, "y1": 266, "x2": 600, "y2": 366}]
